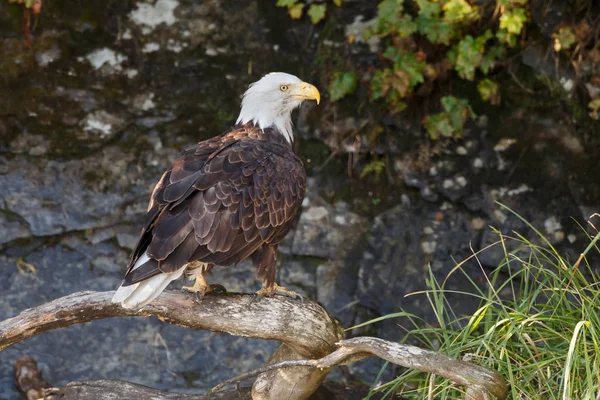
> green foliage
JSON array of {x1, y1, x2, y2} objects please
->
[
  {"x1": 357, "y1": 0, "x2": 531, "y2": 137},
  {"x1": 450, "y1": 31, "x2": 492, "y2": 80},
  {"x1": 442, "y1": 0, "x2": 478, "y2": 24},
  {"x1": 359, "y1": 207, "x2": 600, "y2": 399},
  {"x1": 276, "y1": 0, "x2": 342, "y2": 23},
  {"x1": 280, "y1": 0, "x2": 592, "y2": 140},
  {"x1": 423, "y1": 96, "x2": 474, "y2": 139},
  {"x1": 360, "y1": 159, "x2": 386, "y2": 179},
  {"x1": 499, "y1": 8, "x2": 526, "y2": 34},
  {"x1": 372, "y1": 0, "x2": 417, "y2": 38},
  {"x1": 276, "y1": 0, "x2": 534, "y2": 138},
  {"x1": 495, "y1": 0, "x2": 528, "y2": 47},
  {"x1": 307, "y1": 4, "x2": 327, "y2": 24},
  {"x1": 7, "y1": 0, "x2": 37, "y2": 7},
  {"x1": 589, "y1": 98, "x2": 600, "y2": 120},
  {"x1": 328, "y1": 71, "x2": 358, "y2": 102},
  {"x1": 477, "y1": 78, "x2": 500, "y2": 104},
  {"x1": 553, "y1": 26, "x2": 576, "y2": 52}
]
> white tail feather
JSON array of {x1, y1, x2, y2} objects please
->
[{"x1": 112, "y1": 253, "x2": 186, "y2": 309}]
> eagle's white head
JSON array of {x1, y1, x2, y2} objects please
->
[{"x1": 236, "y1": 72, "x2": 320, "y2": 143}]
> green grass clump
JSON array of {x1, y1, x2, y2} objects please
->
[{"x1": 362, "y1": 207, "x2": 600, "y2": 399}]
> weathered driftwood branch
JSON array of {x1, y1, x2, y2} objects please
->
[
  {"x1": 41, "y1": 379, "x2": 379, "y2": 400},
  {"x1": 0, "y1": 290, "x2": 343, "y2": 400},
  {"x1": 0, "y1": 290, "x2": 342, "y2": 357},
  {"x1": 43, "y1": 380, "x2": 243, "y2": 400},
  {"x1": 0, "y1": 290, "x2": 507, "y2": 400},
  {"x1": 208, "y1": 337, "x2": 507, "y2": 400}
]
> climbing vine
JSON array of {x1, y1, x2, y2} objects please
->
[{"x1": 277, "y1": 0, "x2": 600, "y2": 140}]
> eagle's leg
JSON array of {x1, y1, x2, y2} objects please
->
[
  {"x1": 182, "y1": 263, "x2": 225, "y2": 302},
  {"x1": 256, "y1": 282, "x2": 296, "y2": 297},
  {"x1": 252, "y1": 281, "x2": 303, "y2": 304},
  {"x1": 251, "y1": 245, "x2": 303, "y2": 303}
]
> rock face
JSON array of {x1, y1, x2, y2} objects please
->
[
  {"x1": 0, "y1": 1, "x2": 365, "y2": 398},
  {"x1": 1, "y1": 0, "x2": 600, "y2": 399}
]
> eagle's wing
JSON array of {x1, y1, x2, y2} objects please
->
[{"x1": 121, "y1": 130, "x2": 306, "y2": 287}]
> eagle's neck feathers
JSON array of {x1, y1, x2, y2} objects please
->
[{"x1": 236, "y1": 105, "x2": 294, "y2": 144}]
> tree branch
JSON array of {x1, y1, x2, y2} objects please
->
[
  {"x1": 207, "y1": 337, "x2": 507, "y2": 400},
  {"x1": 0, "y1": 291, "x2": 506, "y2": 400},
  {"x1": 43, "y1": 380, "x2": 247, "y2": 400},
  {"x1": 0, "y1": 290, "x2": 343, "y2": 358},
  {"x1": 0, "y1": 290, "x2": 343, "y2": 400},
  {"x1": 41, "y1": 379, "x2": 381, "y2": 400}
]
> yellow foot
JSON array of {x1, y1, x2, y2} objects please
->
[
  {"x1": 182, "y1": 283, "x2": 226, "y2": 295},
  {"x1": 182, "y1": 275, "x2": 226, "y2": 303},
  {"x1": 250, "y1": 283, "x2": 303, "y2": 305}
]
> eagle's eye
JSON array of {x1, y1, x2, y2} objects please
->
[{"x1": 279, "y1": 85, "x2": 289, "y2": 92}]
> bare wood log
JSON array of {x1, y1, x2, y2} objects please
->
[
  {"x1": 252, "y1": 343, "x2": 332, "y2": 400},
  {"x1": 0, "y1": 290, "x2": 343, "y2": 400},
  {"x1": 0, "y1": 291, "x2": 506, "y2": 400},
  {"x1": 211, "y1": 337, "x2": 508, "y2": 400},
  {"x1": 42, "y1": 380, "x2": 380, "y2": 400},
  {"x1": 43, "y1": 380, "x2": 248, "y2": 400},
  {"x1": 0, "y1": 290, "x2": 343, "y2": 359},
  {"x1": 324, "y1": 337, "x2": 506, "y2": 400}
]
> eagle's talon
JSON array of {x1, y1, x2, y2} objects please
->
[
  {"x1": 248, "y1": 293, "x2": 264, "y2": 306},
  {"x1": 194, "y1": 291, "x2": 203, "y2": 304},
  {"x1": 183, "y1": 275, "x2": 226, "y2": 304},
  {"x1": 253, "y1": 283, "x2": 302, "y2": 302},
  {"x1": 274, "y1": 289, "x2": 303, "y2": 302},
  {"x1": 209, "y1": 283, "x2": 227, "y2": 295}
]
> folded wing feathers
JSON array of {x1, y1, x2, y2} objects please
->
[{"x1": 112, "y1": 126, "x2": 307, "y2": 309}]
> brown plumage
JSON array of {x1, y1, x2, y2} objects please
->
[
  {"x1": 123, "y1": 123, "x2": 306, "y2": 288},
  {"x1": 112, "y1": 72, "x2": 320, "y2": 309}
]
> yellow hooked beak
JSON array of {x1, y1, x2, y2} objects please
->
[{"x1": 292, "y1": 82, "x2": 321, "y2": 105}]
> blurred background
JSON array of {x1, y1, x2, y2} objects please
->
[{"x1": 0, "y1": 0, "x2": 599, "y2": 398}]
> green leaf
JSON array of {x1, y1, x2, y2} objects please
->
[
  {"x1": 415, "y1": 0, "x2": 441, "y2": 18},
  {"x1": 495, "y1": 28, "x2": 517, "y2": 46},
  {"x1": 288, "y1": 3, "x2": 304, "y2": 19},
  {"x1": 276, "y1": 0, "x2": 297, "y2": 7},
  {"x1": 444, "y1": 96, "x2": 474, "y2": 128},
  {"x1": 329, "y1": 71, "x2": 358, "y2": 102},
  {"x1": 478, "y1": 78, "x2": 500, "y2": 104},
  {"x1": 425, "y1": 96, "x2": 474, "y2": 140},
  {"x1": 308, "y1": 4, "x2": 326, "y2": 24},
  {"x1": 370, "y1": 70, "x2": 388, "y2": 100},
  {"x1": 360, "y1": 159, "x2": 386, "y2": 179},
  {"x1": 452, "y1": 33, "x2": 489, "y2": 80},
  {"x1": 377, "y1": 0, "x2": 404, "y2": 17},
  {"x1": 480, "y1": 44, "x2": 505, "y2": 74},
  {"x1": 499, "y1": 8, "x2": 527, "y2": 35},
  {"x1": 333, "y1": 0, "x2": 342, "y2": 6},
  {"x1": 424, "y1": 113, "x2": 453, "y2": 140},
  {"x1": 386, "y1": 91, "x2": 407, "y2": 113},
  {"x1": 589, "y1": 99, "x2": 600, "y2": 119},
  {"x1": 553, "y1": 27, "x2": 576, "y2": 52},
  {"x1": 373, "y1": 0, "x2": 417, "y2": 38},
  {"x1": 418, "y1": 16, "x2": 454, "y2": 44},
  {"x1": 443, "y1": 0, "x2": 478, "y2": 24},
  {"x1": 399, "y1": 58, "x2": 426, "y2": 86}
]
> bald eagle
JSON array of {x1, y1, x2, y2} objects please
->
[{"x1": 112, "y1": 72, "x2": 320, "y2": 309}]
